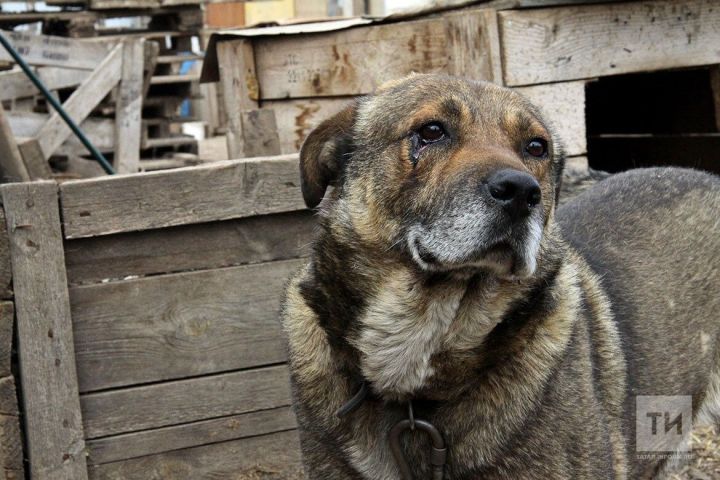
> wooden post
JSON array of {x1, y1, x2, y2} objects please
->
[
  {"x1": 1, "y1": 182, "x2": 89, "y2": 480},
  {"x1": 17, "y1": 138, "x2": 52, "y2": 180},
  {"x1": 115, "y1": 39, "x2": 145, "y2": 174},
  {"x1": 0, "y1": 104, "x2": 30, "y2": 183},
  {"x1": 217, "y1": 39, "x2": 259, "y2": 159}
]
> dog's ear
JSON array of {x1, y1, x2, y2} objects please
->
[{"x1": 299, "y1": 102, "x2": 358, "y2": 208}]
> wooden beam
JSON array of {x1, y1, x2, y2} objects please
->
[
  {"x1": 64, "y1": 210, "x2": 314, "y2": 284},
  {"x1": 87, "y1": 406, "x2": 296, "y2": 465},
  {"x1": 70, "y1": 258, "x2": 303, "y2": 392},
  {"x1": 87, "y1": 430, "x2": 302, "y2": 479},
  {"x1": 0, "y1": 210, "x2": 11, "y2": 300},
  {"x1": 80, "y1": 364, "x2": 291, "y2": 438},
  {"x1": 0, "y1": 103, "x2": 30, "y2": 183},
  {"x1": 35, "y1": 43, "x2": 122, "y2": 160},
  {"x1": 0, "y1": 67, "x2": 87, "y2": 101},
  {"x1": 252, "y1": 9, "x2": 498, "y2": 100},
  {"x1": 17, "y1": 138, "x2": 52, "y2": 180},
  {"x1": 115, "y1": 40, "x2": 144, "y2": 174},
  {"x1": 217, "y1": 39, "x2": 258, "y2": 159},
  {"x1": 500, "y1": 0, "x2": 720, "y2": 86},
  {"x1": 0, "y1": 31, "x2": 109, "y2": 70},
  {"x1": 59, "y1": 154, "x2": 305, "y2": 239},
  {"x1": 266, "y1": 97, "x2": 349, "y2": 154},
  {"x1": 1, "y1": 182, "x2": 88, "y2": 480},
  {"x1": 10, "y1": 113, "x2": 115, "y2": 156}
]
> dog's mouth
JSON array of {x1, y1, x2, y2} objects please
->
[{"x1": 408, "y1": 224, "x2": 541, "y2": 279}]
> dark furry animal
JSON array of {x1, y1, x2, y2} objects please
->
[{"x1": 281, "y1": 74, "x2": 720, "y2": 479}]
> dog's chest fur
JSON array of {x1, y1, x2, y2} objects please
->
[{"x1": 351, "y1": 271, "x2": 512, "y2": 398}]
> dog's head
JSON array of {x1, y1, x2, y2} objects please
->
[{"x1": 300, "y1": 74, "x2": 564, "y2": 279}]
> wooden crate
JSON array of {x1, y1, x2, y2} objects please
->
[
  {"x1": 0, "y1": 155, "x2": 314, "y2": 479},
  {"x1": 202, "y1": 0, "x2": 720, "y2": 162}
]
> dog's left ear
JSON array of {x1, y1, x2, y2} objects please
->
[{"x1": 299, "y1": 101, "x2": 358, "y2": 208}]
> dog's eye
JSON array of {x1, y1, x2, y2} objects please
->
[
  {"x1": 418, "y1": 123, "x2": 445, "y2": 143},
  {"x1": 526, "y1": 139, "x2": 548, "y2": 157}
]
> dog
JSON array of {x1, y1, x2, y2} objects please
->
[{"x1": 281, "y1": 73, "x2": 720, "y2": 479}]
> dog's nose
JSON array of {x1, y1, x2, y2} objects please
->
[{"x1": 487, "y1": 169, "x2": 542, "y2": 218}]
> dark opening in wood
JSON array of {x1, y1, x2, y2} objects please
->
[{"x1": 586, "y1": 67, "x2": 720, "y2": 174}]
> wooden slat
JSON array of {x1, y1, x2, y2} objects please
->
[
  {"x1": 0, "y1": 209, "x2": 10, "y2": 299},
  {"x1": 81, "y1": 364, "x2": 291, "y2": 438},
  {"x1": 36, "y1": 44, "x2": 122, "y2": 159},
  {"x1": 60, "y1": 154, "x2": 305, "y2": 239},
  {"x1": 88, "y1": 430, "x2": 303, "y2": 480},
  {"x1": 65, "y1": 210, "x2": 314, "y2": 284},
  {"x1": 0, "y1": 31, "x2": 109, "y2": 70},
  {"x1": 517, "y1": 81, "x2": 586, "y2": 156},
  {"x1": 0, "y1": 67, "x2": 87, "y2": 101},
  {"x1": 87, "y1": 406, "x2": 297, "y2": 465},
  {"x1": 115, "y1": 40, "x2": 144, "y2": 174},
  {"x1": 17, "y1": 138, "x2": 52, "y2": 180},
  {"x1": 1, "y1": 182, "x2": 88, "y2": 480},
  {"x1": 240, "y1": 108, "x2": 282, "y2": 157},
  {"x1": 267, "y1": 97, "x2": 349, "y2": 154},
  {"x1": 71, "y1": 258, "x2": 303, "y2": 392},
  {"x1": 0, "y1": 103, "x2": 30, "y2": 183},
  {"x1": 252, "y1": 9, "x2": 497, "y2": 100},
  {"x1": 500, "y1": 0, "x2": 720, "y2": 86},
  {"x1": 217, "y1": 39, "x2": 258, "y2": 159},
  {"x1": 9, "y1": 113, "x2": 115, "y2": 155}
]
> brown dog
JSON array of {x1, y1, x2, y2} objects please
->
[{"x1": 282, "y1": 74, "x2": 720, "y2": 479}]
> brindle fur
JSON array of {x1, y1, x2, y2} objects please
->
[{"x1": 281, "y1": 74, "x2": 720, "y2": 479}]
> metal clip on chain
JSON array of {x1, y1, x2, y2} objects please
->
[{"x1": 389, "y1": 401, "x2": 447, "y2": 480}]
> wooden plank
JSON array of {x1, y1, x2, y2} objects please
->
[
  {"x1": 267, "y1": 97, "x2": 349, "y2": 154},
  {"x1": 252, "y1": 9, "x2": 497, "y2": 100},
  {"x1": 17, "y1": 138, "x2": 52, "y2": 180},
  {"x1": 36, "y1": 43, "x2": 123, "y2": 159},
  {"x1": 81, "y1": 364, "x2": 291, "y2": 438},
  {"x1": 240, "y1": 108, "x2": 282, "y2": 157},
  {"x1": 71, "y1": 258, "x2": 303, "y2": 392},
  {"x1": 0, "y1": 414, "x2": 23, "y2": 472},
  {"x1": 9, "y1": 113, "x2": 115, "y2": 155},
  {"x1": 0, "y1": 67, "x2": 87, "y2": 101},
  {"x1": 87, "y1": 406, "x2": 296, "y2": 465},
  {"x1": 517, "y1": 80, "x2": 586, "y2": 156},
  {"x1": 0, "y1": 31, "x2": 109, "y2": 70},
  {"x1": 115, "y1": 40, "x2": 144, "y2": 174},
  {"x1": 1, "y1": 182, "x2": 88, "y2": 480},
  {"x1": 65, "y1": 210, "x2": 314, "y2": 284},
  {"x1": 446, "y1": 9, "x2": 503, "y2": 84},
  {"x1": 0, "y1": 103, "x2": 30, "y2": 183},
  {"x1": 217, "y1": 39, "x2": 258, "y2": 158},
  {"x1": 500, "y1": 0, "x2": 720, "y2": 86},
  {"x1": 88, "y1": 430, "x2": 303, "y2": 479},
  {"x1": 59, "y1": 154, "x2": 305, "y2": 239}
]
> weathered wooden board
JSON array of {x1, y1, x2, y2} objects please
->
[
  {"x1": 253, "y1": 8, "x2": 499, "y2": 100},
  {"x1": 36, "y1": 44, "x2": 122, "y2": 159},
  {"x1": 1, "y1": 182, "x2": 88, "y2": 480},
  {"x1": 115, "y1": 40, "x2": 144, "y2": 174},
  {"x1": 517, "y1": 81, "x2": 586, "y2": 156},
  {"x1": 0, "y1": 31, "x2": 109, "y2": 70},
  {"x1": 0, "y1": 67, "x2": 87, "y2": 101},
  {"x1": 88, "y1": 430, "x2": 303, "y2": 480},
  {"x1": 17, "y1": 138, "x2": 52, "y2": 180},
  {"x1": 71, "y1": 258, "x2": 303, "y2": 392},
  {"x1": 500, "y1": 0, "x2": 720, "y2": 86},
  {"x1": 60, "y1": 155, "x2": 305, "y2": 239},
  {"x1": 0, "y1": 303, "x2": 12, "y2": 378},
  {"x1": 266, "y1": 80, "x2": 586, "y2": 156},
  {"x1": 240, "y1": 108, "x2": 282, "y2": 157},
  {"x1": 0, "y1": 104, "x2": 29, "y2": 183},
  {"x1": 87, "y1": 406, "x2": 296, "y2": 465},
  {"x1": 9, "y1": 112, "x2": 115, "y2": 155},
  {"x1": 0, "y1": 211, "x2": 9, "y2": 300},
  {"x1": 65, "y1": 210, "x2": 314, "y2": 284},
  {"x1": 80, "y1": 364, "x2": 291, "y2": 438}
]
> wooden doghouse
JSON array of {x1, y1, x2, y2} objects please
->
[{"x1": 201, "y1": 0, "x2": 720, "y2": 173}]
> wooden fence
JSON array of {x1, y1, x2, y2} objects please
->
[{"x1": 0, "y1": 155, "x2": 314, "y2": 479}]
